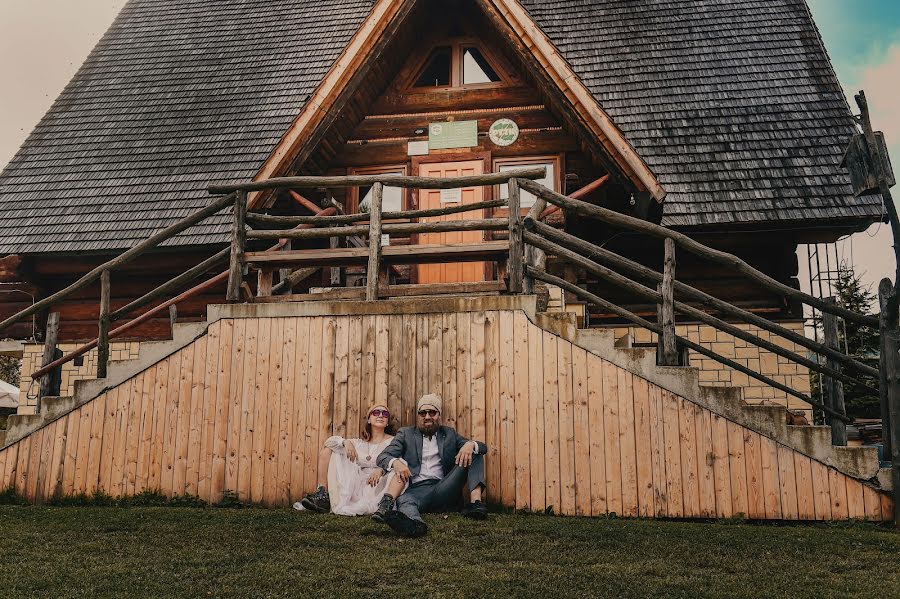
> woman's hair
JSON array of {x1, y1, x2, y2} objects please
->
[{"x1": 362, "y1": 405, "x2": 396, "y2": 441}]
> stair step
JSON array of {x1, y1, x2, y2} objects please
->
[
  {"x1": 4, "y1": 414, "x2": 44, "y2": 446},
  {"x1": 41, "y1": 396, "x2": 76, "y2": 421}
]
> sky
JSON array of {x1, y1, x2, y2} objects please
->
[{"x1": 0, "y1": 0, "x2": 898, "y2": 299}]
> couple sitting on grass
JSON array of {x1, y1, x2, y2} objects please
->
[{"x1": 295, "y1": 393, "x2": 487, "y2": 537}]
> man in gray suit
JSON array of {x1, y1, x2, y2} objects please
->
[{"x1": 373, "y1": 393, "x2": 488, "y2": 537}]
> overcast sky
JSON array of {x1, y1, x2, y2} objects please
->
[{"x1": 0, "y1": 0, "x2": 898, "y2": 300}]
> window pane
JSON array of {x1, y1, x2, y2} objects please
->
[
  {"x1": 498, "y1": 163, "x2": 554, "y2": 208},
  {"x1": 414, "y1": 47, "x2": 452, "y2": 87},
  {"x1": 359, "y1": 181, "x2": 403, "y2": 213},
  {"x1": 462, "y1": 47, "x2": 501, "y2": 85}
]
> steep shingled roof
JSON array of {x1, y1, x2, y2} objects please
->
[{"x1": 0, "y1": 0, "x2": 882, "y2": 254}]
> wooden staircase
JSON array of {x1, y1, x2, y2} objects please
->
[{"x1": 0, "y1": 296, "x2": 891, "y2": 520}]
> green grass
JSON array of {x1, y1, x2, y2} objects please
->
[{"x1": 0, "y1": 505, "x2": 897, "y2": 598}]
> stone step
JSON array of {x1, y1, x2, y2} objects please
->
[
  {"x1": 3, "y1": 414, "x2": 44, "y2": 447},
  {"x1": 41, "y1": 396, "x2": 76, "y2": 421}
]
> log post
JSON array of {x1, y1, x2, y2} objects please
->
[
  {"x1": 37, "y1": 311, "x2": 61, "y2": 411},
  {"x1": 257, "y1": 269, "x2": 274, "y2": 297},
  {"x1": 169, "y1": 304, "x2": 178, "y2": 337},
  {"x1": 822, "y1": 301, "x2": 848, "y2": 446},
  {"x1": 878, "y1": 278, "x2": 900, "y2": 526},
  {"x1": 227, "y1": 191, "x2": 248, "y2": 302},
  {"x1": 330, "y1": 235, "x2": 344, "y2": 287},
  {"x1": 523, "y1": 183, "x2": 548, "y2": 295},
  {"x1": 97, "y1": 269, "x2": 111, "y2": 379},
  {"x1": 366, "y1": 182, "x2": 384, "y2": 301},
  {"x1": 657, "y1": 237, "x2": 677, "y2": 365},
  {"x1": 507, "y1": 178, "x2": 524, "y2": 294},
  {"x1": 879, "y1": 281, "x2": 894, "y2": 460},
  {"x1": 279, "y1": 239, "x2": 294, "y2": 294}
]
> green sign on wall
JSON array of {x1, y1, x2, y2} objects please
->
[{"x1": 428, "y1": 120, "x2": 478, "y2": 150}]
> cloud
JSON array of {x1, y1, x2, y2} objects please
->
[{"x1": 846, "y1": 43, "x2": 900, "y2": 174}]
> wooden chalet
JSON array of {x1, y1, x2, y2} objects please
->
[{"x1": 0, "y1": 0, "x2": 895, "y2": 521}]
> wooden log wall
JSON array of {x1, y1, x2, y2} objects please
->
[{"x1": 0, "y1": 310, "x2": 890, "y2": 520}]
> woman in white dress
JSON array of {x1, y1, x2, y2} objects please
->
[{"x1": 296, "y1": 404, "x2": 401, "y2": 516}]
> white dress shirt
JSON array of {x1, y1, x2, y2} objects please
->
[{"x1": 389, "y1": 432, "x2": 478, "y2": 483}]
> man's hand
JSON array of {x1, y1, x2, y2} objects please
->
[
  {"x1": 344, "y1": 440, "x2": 358, "y2": 462},
  {"x1": 455, "y1": 441, "x2": 476, "y2": 467},
  {"x1": 367, "y1": 469, "x2": 384, "y2": 487},
  {"x1": 394, "y1": 461, "x2": 412, "y2": 483}
]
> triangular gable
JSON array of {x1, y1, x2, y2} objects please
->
[{"x1": 252, "y1": 0, "x2": 666, "y2": 207}]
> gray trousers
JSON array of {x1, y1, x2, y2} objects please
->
[{"x1": 396, "y1": 455, "x2": 486, "y2": 523}]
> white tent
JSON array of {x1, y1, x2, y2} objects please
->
[{"x1": 0, "y1": 379, "x2": 19, "y2": 409}]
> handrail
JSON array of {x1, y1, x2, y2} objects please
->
[
  {"x1": 245, "y1": 198, "x2": 507, "y2": 226},
  {"x1": 518, "y1": 178, "x2": 880, "y2": 328},
  {"x1": 0, "y1": 192, "x2": 236, "y2": 335},
  {"x1": 246, "y1": 218, "x2": 508, "y2": 241},
  {"x1": 207, "y1": 167, "x2": 546, "y2": 194}
]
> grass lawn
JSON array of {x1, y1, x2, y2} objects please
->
[{"x1": 0, "y1": 505, "x2": 898, "y2": 598}]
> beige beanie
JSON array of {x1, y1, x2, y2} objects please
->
[{"x1": 417, "y1": 393, "x2": 442, "y2": 414}]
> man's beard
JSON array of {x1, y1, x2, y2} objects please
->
[{"x1": 418, "y1": 420, "x2": 439, "y2": 435}]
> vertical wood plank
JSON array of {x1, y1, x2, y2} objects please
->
[
  {"x1": 648, "y1": 384, "x2": 667, "y2": 517},
  {"x1": 484, "y1": 311, "x2": 501, "y2": 499},
  {"x1": 86, "y1": 394, "x2": 108, "y2": 495},
  {"x1": 98, "y1": 387, "x2": 119, "y2": 495},
  {"x1": 291, "y1": 317, "x2": 311, "y2": 498},
  {"x1": 316, "y1": 317, "x2": 338, "y2": 490},
  {"x1": 793, "y1": 454, "x2": 816, "y2": 520},
  {"x1": 828, "y1": 467, "x2": 850, "y2": 520},
  {"x1": 333, "y1": 317, "x2": 350, "y2": 439},
  {"x1": 48, "y1": 417, "x2": 68, "y2": 500},
  {"x1": 237, "y1": 319, "x2": 257, "y2": 501},
  {"x1": 776, "y1": 444, "x2": 799, "y2": 520},
  {"x1": 263, "y1": 319, "x2": 284, "y2": 506},
  {"x1": 123, "y1": 375, "x2": 144, "y2": 496},
  {"x1": 111, "y1": 379, "x2": 132, "y2": 498},
  {"x1": 148, "y1": 360, "x2": 168, "y2": 494},
  {"x1": 416, "y1": 315, "x2": 428, "y2": 404},
  {"x1": 863, "y1": 485, "x2": 883, "y2": 521},
  {"x1": 1, "y1": 443, "x2": 17, "y2": 492},
  {"x1": 199, "y1": 321, "x2": 222, "y2": 502},
  {"x1": 677, "y1": 398, "x2": 700, "y2": 517},
  {"x1": 173, "y1": 343, "x2": 196, "y2": 496},
  {"x1": 542, "y1": 330, "x2": 561, "y2": 512},
  {"x1": 401, "y1": 314, "x2": 418, "y2": 428},
  {"x1": 743, "y1": 430, "x2": 765, "y2": 519},
  {"x1": 455, "y1": 313, "x2": 471, "y2": 438},
  {"x1": 586, "y1": 354, "x2": 607, "y2": 516},
  {"x1": 880, "y1": 492, "x2": 893, "y2": 523},
  {"x1": 347, "y1": 315, "x2": 364, "y2": 440},
  {"x1": 710, "y1": 415, "x2": 732, "y2": 518},
  {"x1": 211, "y1": 319, "x2": 233, "y2": 503},
  {"x1": 302, "y1": 317, "x2": 323, "y2": 494},
  {"x1": 527, "y1": 321, "x2": 547, "y2": 512},
  {"x1": 845, "y1": 477, "x2": 866, "y2": 519},
  {"x1": 695, "y1": 406, "x2": 717, "y2": 518},
  {"x1": 661, "y1": 391, "x2": 684, "y2": 517},
  {"x1": 513, "y1": 312, "x2": 532, "y2": 510},
  {"x1": 25, "y1": 428, "x2": 43, "y2": 501},
  {"x1": 250, "y1": 319, "x2": 271, "y2": 503},
  {"x1": 428, "y1": 313, "x2": 443, "y2": 397},
  {"x1": 135, "y1": 365, "x2": 156, "y2": 495},
  {"x1": 759, "y1": 436, "x2": 782, "y2": 519},
  {"x1": 810, "y1": 460, "x2": 832, "y2": 521},
  {"x1": 225, "y1": 319, "x2": 245, "y2": 496},
  {"x1": 499, "y1": 310, "x2": 517, "y2": 508},
  {"x1": 375, "y1": 314, "x2": 391, "y2": 419},
  {"x1": 276, "y1": 318, "x2": 296, "y2": 507},
  {"x1": 602, "y1": 360, "x2": 622, "y2": 515},
  {"x1": 471, "y1": 312, "x2": 487, "y2": 451},
  {"x1": 556, "y1": 333, "x2": 576, "y2": 515},
  {"x1": 387, "y1": 315, "x2": 404, "y2": 427},
  {"x1": 617, "y1": 370, "x2": 638, "y2": 518},
  {"x1": 571, "y1": 345, "x2": 591, "y2": 516},
  {"x1": 72, "y1": 399, "x2": 94, "y2": 494},
  {"x1": 15, "y1": 434, "x2": 31, "y2": 497},
  {"x1": 442, "y1": 313, "x2": 458, "y2": 428},
  {"x1": 632, "y1": 377, "x2": 654, "y2": 518},
  {"x1": 726, "y1": 421, "x2": 749, "y2": 517}
]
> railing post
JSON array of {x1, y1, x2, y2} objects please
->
[
  {"x1": 878, "y1": 278, "x2": 900, "y2": 526},
  {"x1": 366, "y1": 182, "x2": 384, "y2": 301},
  {"x1": 507, "y1": 178, "x2": 524, "y2": 294},
  {"x1": 37, "y1": 311, "x2": 61, "y2": 411},
  {"x1": 822, "y1": 300, "x2": 848, "y2": 446},
  {"x1": 97, "y1": 269, "x2": 111, "y2": 379},
  {"x1": 227, "y1": 191, "x2": 247, "y2": 302},
  {"x1": 524, "y1": 184, "x2": 547, "y2": 295},
  {"x1": 169, "y1": 304, "x2": 178, "y2": 337},
  {"x1": 657, "y1": 237, "x2": 678, "y2": 365}
]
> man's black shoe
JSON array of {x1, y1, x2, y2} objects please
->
[
  {"x1": 461, "y1": 500, "x2": 488, "y2": 520},
  {"x1": 300, "y1": 486, "x2": 331, "y2": 513},
  {"x1": 371, "y1": 495, "x2": 394, "y2": 523},
  {"x1": 384, "y1": 510, "x2": 428, "y2": 537}
]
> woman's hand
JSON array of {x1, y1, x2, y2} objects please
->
[
  {"x1": 344, "y1": 440, "x2": 358, "y2": 462},
  {"x1": 455, "y1": 441, "x2": 476, "y2": 467},
  {"x1": 367, "y1": 469, "x2": 384, "y2": 487}
]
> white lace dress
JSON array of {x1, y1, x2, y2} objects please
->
[{"x1": 324, "y1": 435, "x2": 399, "y2": 516}]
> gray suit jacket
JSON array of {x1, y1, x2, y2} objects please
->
[{"x1": 376, "y1": 426, "x2": 487, "y2": 477}]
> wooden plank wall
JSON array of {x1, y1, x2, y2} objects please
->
[{"x1": 0, "y1": 311, "x2": 891, "y2": 521}]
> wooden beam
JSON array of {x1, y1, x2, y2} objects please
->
[
  {"x1": 529, "y1": 267, "x2": 851, "y2": 423},
  {"x1": 168, "y1": 304, "x2": 178, "y2": 336},
  {"x1": 246, "y1": 218, "x2": 508, "y2": 240},
  {"x1": 257, "y1": 281, "x2": 506, "y2": 303},
  {"x1": 366, "y1": 183, "x2": 384, "y2": 301},
  {"x1": 37, "y1": 312, "x2": 60, "y2": 409},
  {"x1": 0, "y1": 192, "x2": 235, "y2": 335},
  {"x1": 658, "y1": 238, "x2": 677, "y2": 366},
  {"x1": 506, "y1": 178, "x2": 523, "y2": 294},
  {"x1": 246, "y1": 241, "x2": 509, "y2": 268},
  {"x1": 226, "y1": 191, "x2": 248, "y2": 302},
  {"x1": 209, "y1": 167, "x2": 546, "y2": 195},
  {"x1": 519, "y1": 179, "x2": 879, "y2": 328},
  {"x1": 822, "y1": 302, "x2": 848, "y2": 445},
  {"x1": 96, "y1": 269, "x2": 111, "y2": 379},
  {"x1": 246, "y1": 198, "x2": 506, "y2": 227},
  {"x1": 525, "y1": 219, "x2": 879, "y2": 379}
]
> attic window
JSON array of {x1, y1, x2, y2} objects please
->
[
  {"x1": 414, "y1": 46, "x2": 452, "y2": 87},
  {"x1": 462, "y1": 47, "x2": 500, "y2": 84}
]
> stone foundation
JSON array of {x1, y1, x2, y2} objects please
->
[{"x1": 17, "y1": 342, "x2": 141, "y2": 414}]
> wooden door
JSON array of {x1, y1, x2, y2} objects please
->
[{"x1": 416, "y1": 160, "x2": 487, "y2": 284}]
